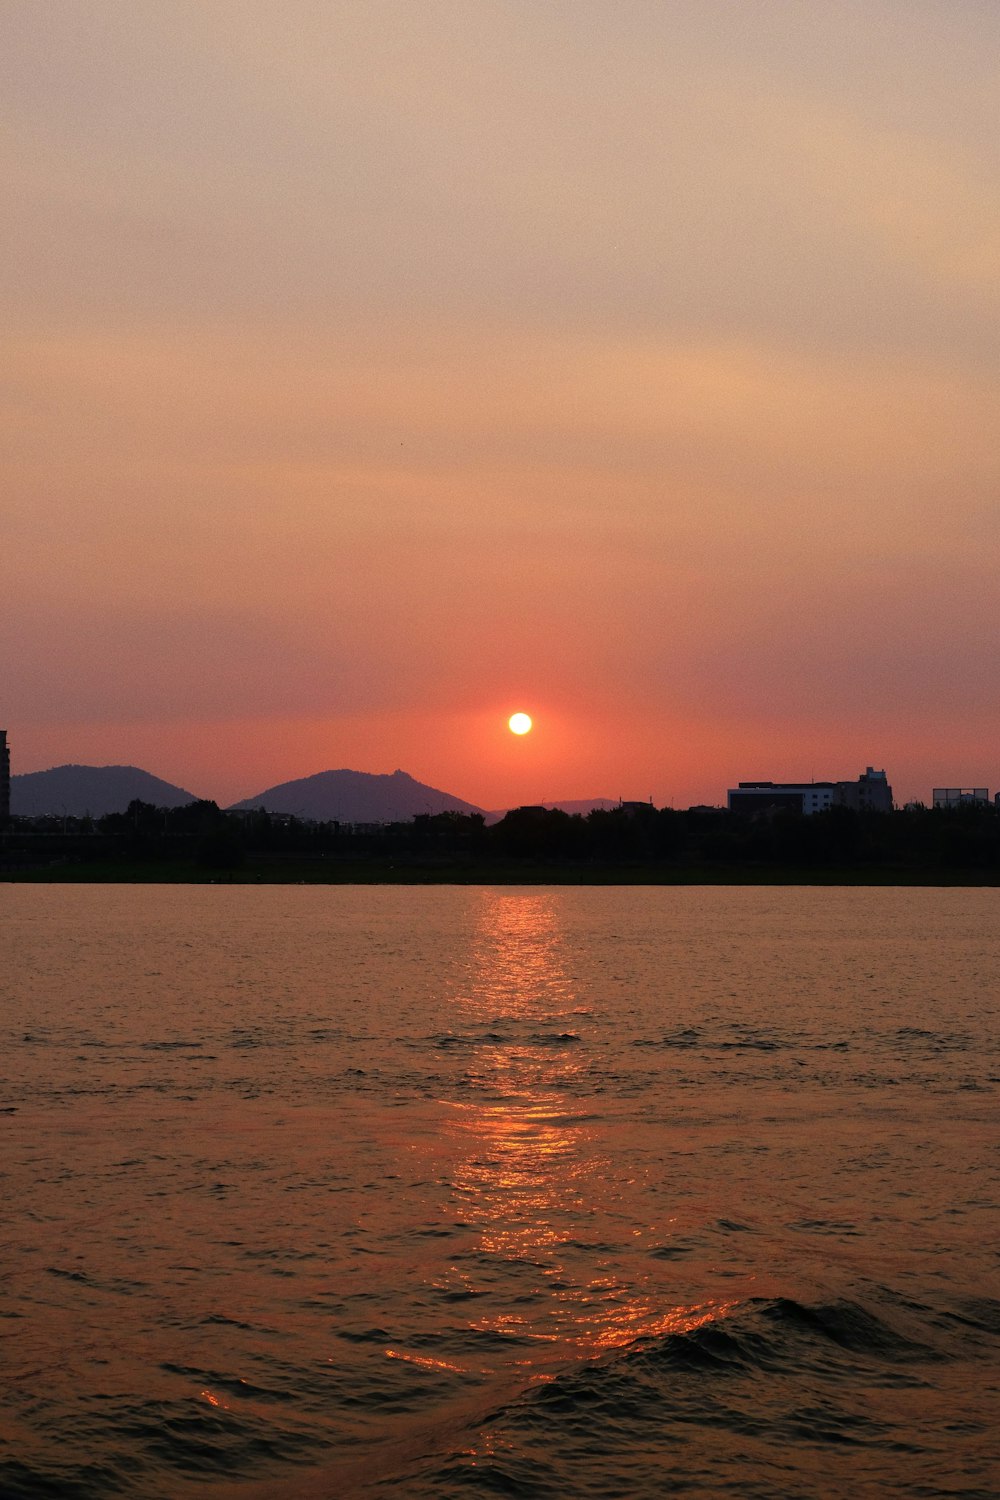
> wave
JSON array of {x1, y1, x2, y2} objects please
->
[
  {"x1": 391, "y1": 1293, "x2": 998, "y2": 1499},
  {"x1": 429, "y1": 1030, "x2": 582, "y2": 1050}
]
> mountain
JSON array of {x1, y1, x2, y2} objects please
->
[
  {"x1": 229, "y1": 768, "x2": 486, "y2": 823},
  {"x1": 10, "y1": 760, "x2": 626, "y2": 825},
  {"x1": 11, "y1": 764, "x2": 201, "y2": 818}
]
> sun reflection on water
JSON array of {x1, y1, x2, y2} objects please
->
[{"x1": 423, "y1": 892, "x2": 735, "y2": 1370}]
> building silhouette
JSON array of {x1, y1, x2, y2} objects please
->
[
  {"x1": 836, "y1": 767, "x2": 893, "y2": 813},
  {"x1": 727, "y1": 780, "x2": 837, "y2": 816},
  {"x1": 0, "y1": 731, "x2": 9, "y2": 826},
  {"x1": 728, "y1": 766, "x2": 893, "y2": 816}
]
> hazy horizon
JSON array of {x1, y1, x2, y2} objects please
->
[
  {"x1": 7, "y1": 747, "x2": 914, "y2": 817},
  {"x1": 5, "y1": 2, "x2": 998, "y2": 809},
  {"x1": 8, "y1": 755, "x2": 646, "y2": 813}
]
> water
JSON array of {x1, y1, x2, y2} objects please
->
[{"x1": 1, "y1": 884, "x2": 997, "y2": 1497}]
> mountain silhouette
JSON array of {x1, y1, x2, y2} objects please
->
[
  {"x1": 229, "y1": 768, "x2": 486, "y2": 823},
  {"x1": 11, "y1": 764, "x2": 200, "y2": 818},
  {"x1": 11, "y1": 760, "x2": 621, "y2": 825}
]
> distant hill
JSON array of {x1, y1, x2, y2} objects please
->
[
  {"x1": 540, "y1": 798, "x2": 623, "y2": 816},
  {"x1": 10, "y1": 762, "x2": 630, "y2": 825},
  {"x1": 484, "y1": 798, "x2": 622, "y2": 823},
  {"x1": 229, "y1": 768, "x2": 486, "y2": 823},
  {"x1": 11, "y1": 765, "x2": 201, "y2": 818}
]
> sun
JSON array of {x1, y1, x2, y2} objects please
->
[{"x1": 508, "y1": 712, "x2": 533, "y2": 736}]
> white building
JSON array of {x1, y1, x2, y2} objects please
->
[
  {"x1": 728, "y1": 767, "x2": 893, "y2": 816},
  {"x1": 727, "y1": 781, "x2": 836, "y2": 816}
]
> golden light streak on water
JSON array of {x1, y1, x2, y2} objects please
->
[
  {"x1": 384, "y1": 1350, "x2": 472, "y2": 1375},
  {"x1": 435, "y1": 891, "x2": 740, "y2": 1370}
]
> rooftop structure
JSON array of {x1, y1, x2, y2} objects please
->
[
  {"x1": 617, "y1": 800, "x2": 656, "y2": 818},
  {"x1": 933, "y1": 788, "x2": 988, "y2": 808}
]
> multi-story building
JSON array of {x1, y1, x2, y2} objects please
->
[
  {"x1": 727, "y1": 781, "x2": 837, "y2": 816},
  {"x1": 835, "y1": 767, "x2": 893, "y2": 813},
  {"x1": 0, "y1": 731, "x2": 9, "y2": 826},
  {"x1": 728, "y1": 766, "x2": 893, "y2": 816}
]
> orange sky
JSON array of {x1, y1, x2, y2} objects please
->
[{"x1": 4, "y1": 2, "x2": 999, "y2": 809}]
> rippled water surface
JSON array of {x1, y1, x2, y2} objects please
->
[{"x1": 1, "y1": 885, "x2": 997, "y2": 1497}]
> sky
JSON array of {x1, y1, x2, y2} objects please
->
[{"x1": 4, "y1": 0, "x2": 998, "y2": 810}]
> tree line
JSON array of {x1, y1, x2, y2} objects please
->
[{"x1": 7, "y1": 797, "x2": 1000, "y2": 875}]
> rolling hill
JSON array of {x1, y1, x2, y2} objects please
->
[
  {"x1": 11, "y1": 764, "x2": 200, "y2": 818},
  {"x1": 229, "y1": 768, "x2": 486, "y2": 823},
  {"x1": 10, "y1": 760, "x2": 623, "y2": 826}
]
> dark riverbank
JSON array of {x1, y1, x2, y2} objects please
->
[
  {"x1": 5, "y1": 854, "x2": 1000, "y2": 886},
  {"x1": 5, "y1": 800, "x2": 1000, "y2": 884}
]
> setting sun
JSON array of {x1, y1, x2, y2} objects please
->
[{"x1": 508, "y1": 712, "x2": 533, "y2": 736}]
